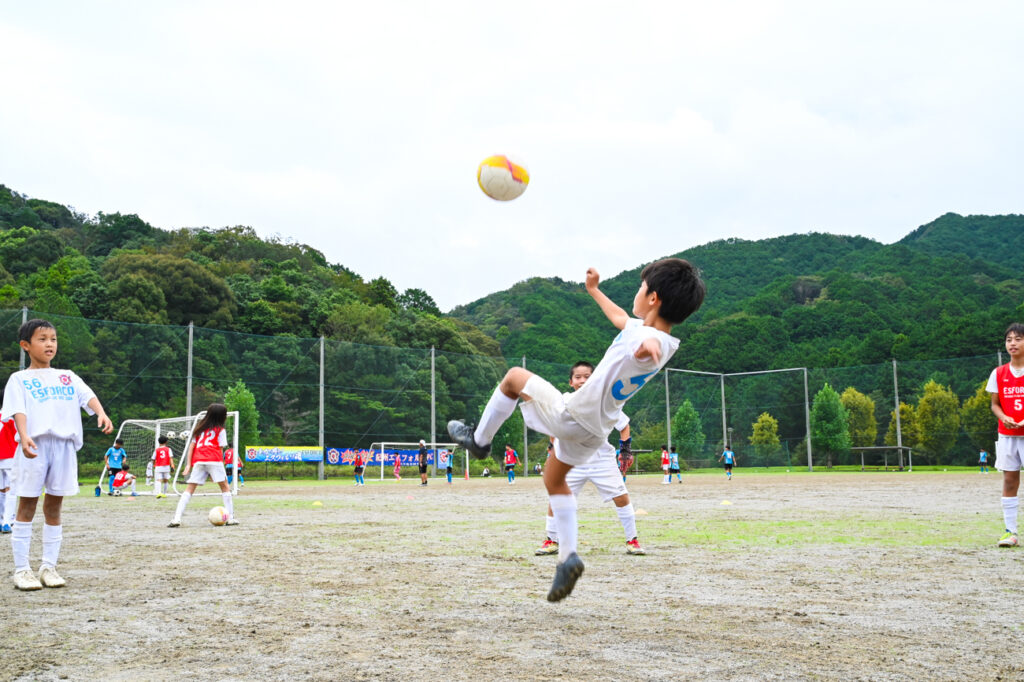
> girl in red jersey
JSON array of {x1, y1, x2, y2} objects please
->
[
  {"x1": 392, "y1": 452, "x2": 402, "y2": 481},
  {"x1": 988, "y1": 323, "x2": 1024, "y2": 547},
  {"x1": 353, "y1": 450, "x2": 366, "y2": 486},
  {"x1": 168, "y1": 404, "x2": 237, "y2": 527}
]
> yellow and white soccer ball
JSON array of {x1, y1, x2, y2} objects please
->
[
  {"x1": 208, "y1": 506, "x2": 228, "y2": 526},
  {"x1": 477, "y1": 155, "x2": 529, "y2": 201}
]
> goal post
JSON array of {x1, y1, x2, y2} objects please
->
[
  {"x1": 101, "y1": 411, "x2": 239, "y2": 497},
  {"x1": 368, "y1": 442, "x2": 458, "y2": 480}
]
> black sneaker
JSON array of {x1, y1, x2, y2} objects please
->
[
  {"x1": 447, "y1": 420, "x2": 491, "y2": 459},
  {"x1": 546, "y1": 552, "x2": 584, "y2": 602}
]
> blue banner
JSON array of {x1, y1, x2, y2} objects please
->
[{"x1": 324, "y1": 447, "x2": 450, "y2": 467}]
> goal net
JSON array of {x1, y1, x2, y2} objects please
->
[
  {"x1": 369, "y1": 441, "x2": 459, "y2": 480},
  {"x1": 101, "y1": 411, "x2": 239, "y2": 497}
]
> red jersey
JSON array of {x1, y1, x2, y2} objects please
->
[
  {"x1": 504, "y1": 449, "x2": 518, "y2": 465},
  {"x1": 0, "y1": 418, "x2": 16, "y2": 461},
  {"x1": 224, "y1": 448, "x2": 235, "y2": 465},
  {"x1": 996, "y1": 364, "x2": 1024, "y2": 436},
  {"x1": 661, "y1": 450, "x2": 670, "y2": 467},
  {"x1": 191, "y1": 426, "x2": 227, "y2": 463},
  {"x1": 354, "y1": 452, "x2": 364, "y2": 467},
  {"x1": 153, "y1": 446, "x2": 172, "y2": 467},
  {"x1": 113, "y1": 470, "x2": 132, "y2": 487}
]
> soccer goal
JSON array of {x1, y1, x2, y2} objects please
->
[
  {"x1": 101, "y1": 411, "x2": 239, "y2": 497},
  {"x1": 369, "y1": 441, "x2": 458, "y2": 480}
]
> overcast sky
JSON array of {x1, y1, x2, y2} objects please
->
[{"x1": 2, "y1": 2, "x2": 1021, "y2": 311}]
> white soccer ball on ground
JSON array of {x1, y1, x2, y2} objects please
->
[
  {"x1": 477, "y1": 155, "x2": 529, "y2": 201},
  {"x1": 208, "y1": 506, "x2": 228, "y2": 526}
]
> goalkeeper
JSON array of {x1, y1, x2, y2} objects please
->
[{"x1": 535, "y1": 361, "x2": 644, "y2": 558}]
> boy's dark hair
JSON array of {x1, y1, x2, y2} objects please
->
[
  {"x1": 18, "y1": 319, "x2": 55, "y2": 343},
  {"x1": 661, "y1": 444, "x2": 668, "y2": 450},
  {"x1": 641, "y1": 258, "x2": 706, "y2": 324},
  {"x1": 115, "y1": 438, "x2": 123, "y2": 445},
  {"x1": 158, "y1": 435, "x2": 169, "y2": 444},
  {"x1": 122, "y1": 463, "x2": 130, "y2": 470},
  {"x1": 192, "y1": 403, "x2": 228, "y2": 438},
  {"x1": 1005, "y1": 323, "x2": 1024, "y2": 339},
  {"x1": 569, "y1": 361, "x2": 594, "y2": 378},
  {"x1": 670, "y1": 446, "x2": 676, "y2": 453}
]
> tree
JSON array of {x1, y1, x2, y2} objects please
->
[
  {"x1": 397, "y1": 288, "x2": 441, "y2": 316},
  {"x1": 915, "y1": 379, "x2": 960, "y2": 464},
  {"x1": 810, "y1": 383, "x2": 850, "y2": 468},
  {"x1": 366, "y1": 277, "x2": 398, "y2": 312},
  {"x1": 749, "y1": 412, "x2": 781, "y2": 465},
  {"x1": 840, "y1": 387, "x2": 878, "y2": 447},
  {"x1": 885, "y1": 402, "x2": 918, "y2": 449},
  {"x1": 961, "y1": 383, "x2": 996, "y2": 453},
  {"x1": 224, "y1": 379, "x2": 261, "y2": 448},
  {"x1": 672, "y1": 399, "x2": 705, "y2": 458}
]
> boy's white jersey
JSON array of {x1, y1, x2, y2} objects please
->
[
  {"x1": 565, "y1": 319, "x2": 678, "y2": 438},
  {"x1": 1, "y1": 368, "x2": 96, "y2": 450}
]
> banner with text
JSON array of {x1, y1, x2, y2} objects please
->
[
  {"x1": 325, "y1": 447, "x2": 450, "y2": 467},
  {"x1": 245, "y1": 446, "x2": 324, "y2": 463}
]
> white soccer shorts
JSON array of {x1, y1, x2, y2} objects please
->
[
  {"x1": 187, "y1": 462, "x2": 228, "y2": 485},
  {"x1": 13, "y1": 434, "x2": 79, "y2": 497},
  {"x1": 154, "y1": 465, "x2": 171, "y2": 480},
  {"x1": 519, "y1": 375, "x2": 607, "y2": 467},
  {"x1": 0, "y1": 467, "x2": 10, "y2": 490},
  {"x1": 565, "y1": 443, "x2": 628, "y2": 502},
  {"x1": 995, "y1": 435, "x2": 1024, "y2": 472}
]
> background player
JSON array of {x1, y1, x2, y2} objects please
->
[
  {"x1": 105, "y1": 437, "x2": 126, "y2": 496},
  {"x1": 719, "y1": 445, "x2": 736, "y2": 480},
  {"x1": 152, "y1": 435, "x2": 174, "y2": 497},
  {"x1": 660, "y1": 445, "x2": 670, "y2": 484},
  {"x1": 353, "y1": 450, "x2": 366, "y2": 486},
  {"x1": 0, "y1": 414, "x2": 16, "y2": 534},
  {"x1": 979, "y1": 448, "x2": 989, "y2": 474},
  {"x1": 504, "y1": 444, "x2": 518, "y2": 484},
  {"x1": 669, "y1": 445, "x2": 682, "y2": 482},
  {"x1": 418, "y1": 439, "x2": 429, "y2": 486},
  {"x1": 111, "y1": 463, "x2": 138, "y2": 496}
]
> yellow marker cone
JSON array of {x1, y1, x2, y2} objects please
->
[
  {"x1": 635, "y1": 508, "x2": 649, "y2": 515},
  {"x1": 720, "y1": 500, "x2": 732, "y2": 505},
  {"x1": 312, "y1": 501, "x2": 323, "y2": 507}
]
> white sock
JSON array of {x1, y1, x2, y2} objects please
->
[
  {"x1": 173, "y1": 491, "x2": 192, "y2": 522},
  {"x1": 130, "y1": 481, "x2": 136, "y2": 494},
  {"x1": 545, "y1": 515, "x2": 558, "y2": 542},
  {"x1": 12, "y1": 520, "x2": 32, "y2": 572},
  {"x1": 616, "y1": 503, "x2": 637, "y2": 541},
  {"x1": 549, "y1": 494, "x2": 577, "y2": 562},
  {"x1": 162, "y1": 481, "x2": 168, "y2": 494},
  {"x1": 474, "y1": 388, "x2": 518, "y2": 447},
  {"x1": 222, "y1": 492, "x2": 234, "y2": 520},
  {"x1": 1002, "y1": 496, "x2": 1019, "y2": 533},
  {"x1": 0, "y1": 491, "x2": 5, "y2": 520},
  {"x1": 41, "y1": 524, "x2": 62, "y2": 569},
  {"x1": 1, "y1": 490, "x2": 13, "y2": 525}
]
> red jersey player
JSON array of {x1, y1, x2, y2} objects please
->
[
  {"x1": 988, "y1": 323, "x2": 1024, "y2": 547},
  {"x1": 152, "y1": 435, "x2": 174, "y2": 498}
]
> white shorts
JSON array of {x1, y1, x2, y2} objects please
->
[
  {"x1": 995, "y1": 435, "x2": 1024, "y2": 472},
  {"x1": 13, "y1": 435, "x2": 79, "y2": 497},
  {"x1": 565, "y1": 443, "x2": 628, "y2": 502},
  {"x1": 519, "y1": 376, "x2": 607, "y2": 467},
  {"x1": 154, "y1": 465, "x2": 171, "y2": 479},
  {"x1": 662, "y1": 464, "x2": 669, "y2": 471},
  {"x1": 187, "y1": 462, "x2": 227, "y2": 485},
  {"x1": 0, "y1": 468, "x2": 10, "y2": 490}
]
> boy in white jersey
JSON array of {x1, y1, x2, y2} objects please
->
[
  {"x1": 988, "y1": 323, "x2": 1024, "y2": 547},
  {"x1": 3, "y1": 319, "x2": 113, "y2": 590},
  {"x1": 449, "y1": 259, "x2": 705, "y2": 601},
  {"x1": 535, "y1": 361, "x2": 644, "y2": 557}
]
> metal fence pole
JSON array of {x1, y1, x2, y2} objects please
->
[
  {"x1": 318, "y1": 336, "x2": 325, "y2": 481},
  {"x1": 522, "y1": 355, "x2": 528, "y2": 476},
  {"x1": 664, "y1": 371, "x2": 672, "y2": 451},
  {"x1": 720, "y1": 374, "x2": 727, "y2": 447},
  {"x1": 803, "y1": 367, "x2": 812, "y2": 472},
  {"x1": 19, "y1": 303, "x2": 27, "y2": 366},
  {"x1": 430, "y1": 346, "x2": 436, "y2": 477},
  {"x1": 893, "y1": 358, "x2": 904, "y2": 469},
  {"x1": 186, "y1": 321, "x2": 194, "y2": 417}
]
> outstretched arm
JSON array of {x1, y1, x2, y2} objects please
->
[{"x1": 585, "y1": 268, "x2": 629, "y2": 330}]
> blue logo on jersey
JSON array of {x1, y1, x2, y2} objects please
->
[{"x1": 611, "y1": 370, "x2": 658, "y2": 400}]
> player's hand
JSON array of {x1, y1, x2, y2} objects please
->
[
  {"x1": 585, "y1": 267, "x2": 600, "y2": 291},
  {"x1": 98, "y1": 414, "x2": 113, "y2": 434},
  {"x1": 183, "y1": 467, "x2": 191, "y2": 476},
  {"x1": 21, "y1": 436, "x2": 39, "y2": 458},
  {"x1": 635, "y1": 338, "x2": 661, "y2": 364},
  {"x1": 1003, "y1": 416, "x2": 1020, "y2": 429}
]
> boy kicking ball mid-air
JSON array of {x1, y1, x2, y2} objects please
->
[
  {"x1": 3, "y1": 319, "x2": 113, "y2": 590},
  {"x1": 536, "y1": 361, "x2": 643, "y2": 557},
  {"x1": 449, "y1": 260, "x2": 705, "y2": 601}
]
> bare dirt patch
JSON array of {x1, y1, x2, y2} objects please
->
[{"x1": 2, "y1": 472, "x2": 1023, "y2": 681}]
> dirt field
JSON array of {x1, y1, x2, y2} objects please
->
[{"x1": 2, "y1": 471, "x2": 1024, "y2": 681}]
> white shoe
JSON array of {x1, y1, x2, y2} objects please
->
[
  {"x1": 38, "y1": 565, "x2": 66, "y2": 588},
  {"x1": 13, "y1": 569, "x2": 42, "y2": 591}
]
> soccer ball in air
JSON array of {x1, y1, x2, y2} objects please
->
[
  {"x1": 208, "y1": 506, "x2": 228, "y2": 526},
  {"x1": 477, "y1": 155, "x2": 529, "y2": 201}
]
